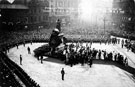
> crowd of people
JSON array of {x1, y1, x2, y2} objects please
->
[
  {"x1": 0, "y1": 45, "x2": 40, "y2": 87},
  {"x1": 124, "y1": 39, "x2": 135, "y2": 53},
  {"x1": 58, "y1": 41, "x2": 129, "y2": 67},
  {"x1": 0, "y1": 19, "x2": 135, "y2": 85},
  {"x1": 111, "y1": 29, "x2": 135, "y2": 53},
  {"x1": 0, "y1": 24, "x2": 112, "y2": 50},
  {"x1": 63, "y1": 25, "x2": 110, "y2": 42},
  {"x1": 0, "y1": 27, "x2": 134, "y2": 85},
  {"x1": 1, "y1": 25, "x2": 135, "y2": 52},
  {"x1": 0, "y1": 29, "x2": 52, "y2": 50},
  {"x1": 0, "y1": 55, "x2": 22, "y2": 87},
  {"x1": 0, "y1": 28, "x2": 131, "y2": 69}
]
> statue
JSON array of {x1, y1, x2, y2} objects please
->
[
  {"x1": 34, "y1": 19, "x2": 67, "y2": 58},
  {"x1": 49, "y1": 28, "x2": 66, "y2": 55},
  {"x1": 56, "y1": 19, "x2": 61, "y2": 31}
]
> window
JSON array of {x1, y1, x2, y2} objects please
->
[
  {"x1": 31, "y1": 17, "x2": 33, "y2": 23},
  {"x1": 43, "y1": 16, "x2": 45, "y2": 20},
  {"x1": 34, "y1": 9, "x2": 37, "y2": 13},
  {"x1": 39, "y1": 9, "x2": 41, "y2": 13},
  {"x1": 128, "y1": 17, "x2": 131, "y2": 21},
  {"x1": 34, "y1": 16, "x2": 37, "y2": 22}
]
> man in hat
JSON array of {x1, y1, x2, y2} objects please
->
[
  {"x1": 20, "y1": 55, "x2": 22, "y2": 65},
  {"x1": 27, "y1": 46, "x2": 31, "y2": 54},
  {"x1": 61, "y1": 68, "x2": 65, "y2": 80}
]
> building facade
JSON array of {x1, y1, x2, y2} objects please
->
[
  {"x1": 112, "y1": 0, "x2": 135, "y2": 31},
  {"x1": 27, "y1": 0, "x2": 49, "y2": 29},
  {"x1": 27, "y1": 0, "x2": 80, "y2": 28},
  {"x1": 48, "y1": 0, "x2": 80, "y2": 26},
  {"x1": 0, "y1": 0, "x2": 29, "y2": 30},
  {"x1": 0, "y1": 0, "x2": 80, "y2": 30}
]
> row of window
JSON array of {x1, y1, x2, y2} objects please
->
[
  {"x1": 50, "y1": 0, "x2": 79, "y2": 10},
  {"x1": 113, "y1": 0, "x2": 134, "y2": 3},
  {"x1": 113, "y1": 16, "x2": 134, "y2": 22},
  {"x1": 112, "y1": 10, "x2": 125, "y2": 14},
  {"x1": 29, "y1": 6, "x2": 50, "y2": 14},
  {"x1": 51, "y1": 0, "x2": 77, "y2": 7},
  {"x1": 121, "y1": 17, "x2": 132, "y2": 22},
  {"x1": 29, "y1": 15, "x2": 49, "y2": 23},
  {"x1": 112, "y1": 9, "x2": 135, "y2": 14}
]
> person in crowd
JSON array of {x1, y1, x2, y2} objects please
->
[
  {"x1": 100, "y1": 40, "x2": 102, "y2": 45},
  {"x1": 69, "y1": 50, "x2": 74, "y2": 67},
  {"x1": 27, "y1": 46, "x2": 31, "y2": 54},
  {"x1": 30, "y1": 41, "x2": 33, "y2": 45},
  {"x1": 114, "y1": 53, "x2": 118, "y2": 62},
  {"x1": 20, "y1": 55, "x2": 22, "y2": 65},
  {"x1": 16, "y1": 44, "x2": 18, "y2": 49},
  {"x1": 38, "y1": 56, "x2": 41, "y2": 61},
  {"x1": 88, "y1": 57, "x2": 93, "y2": 68},
  {"x1": 124, "y1": 57, "x2": 128, "y2": 66},
  {"x1": 121, "y1": 39, "x2": 124, "y2": 48},
  {"x1": 118, "y1": 39, "x2": 120, "y2": 44},
  {"x1": 56, "y1": 19, "x2": 61, "y2": 31},
  {"x1": 128, "y1": 43, "x2": 131, "y2": 52},
  {"x1": 117, "y1": 54, "x2": 124, "y2": 64},
  {"x1": 98, "y1": 50, "x2": 101, "y2": 59},
  {"x1": 65, "y1": 50, "x2": 69, "y2": 65},
  {"x1": 103, "y1": 50, "x2": 107, "y2": 60},
  {"x1": 61, "y1": 68, "x2": 65, "y2": 80},
  {"x1": 23, "y1": 41, "x2": 25, "y2": 47},
  {"x1": 41, "y1": 55, "x2": 43, "y2": 64},
  {"x1": 81, "y1": 50, "x2": 85, "y2": 66},
  {"x1": 92, "y1": 48, "x2": 98, "y2": 59},
  {"x1": 108, "y1": 52, "x2": 113, "y2": 61}
]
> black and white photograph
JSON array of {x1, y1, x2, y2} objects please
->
[{"x1": 0, "y1": 0, "x2": 135, "y2": 87}]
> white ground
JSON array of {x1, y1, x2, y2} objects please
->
[{"x1": 7, "y1": 42, "x2": 135, "y2": 87}]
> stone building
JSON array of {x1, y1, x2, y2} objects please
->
[
  {"x1": 112, "y1": 0, "x2": 135, "y2": 31},
  {"x1": 0, "y1": 0, "x2": 29, "y2": 30},
  {"x1": 27, "y1": 0, "x2": 80, "y2": 28},
  {"x1": 27, "y1": 0, "x2": 49, "y2": 29},
  {"x1": 0, "y1": 0, "x2": 80, "y2": 30},
  {"x1": 48, "y1": 0, "x2": 80, "y2": 26}
]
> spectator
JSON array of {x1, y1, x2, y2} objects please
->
[
  {"x1": 41, "y1": 55, "x2": 43, "y2": 64},
  {"x1": 27, "y1": 47, "x2": 31, "y2": 54},
  {"x1": 61, "y1": 68, "x2": 65, "y2": 80},
  {"x1": 23, "y1": 41, "x2": 25, "y2": 47},
  {"x1": 124, "y1": 57, "x2": 128, "y2": 66},
  {"x1": 31, "y1": 41, "x2": 33, "y2": 45},
  {"x1": 121, "y1": 39, "x2": 124, "y2": 48},
  {"x1": 20, "y1": 55, "x2": 22, "y2": 65},
  {"x1": 98, "y1": 50, "x2": 101, "y2": 59},
  {"x1": 16, "y1": 44, "x2": 19, "y2": 49},
  {"x1": 88, "y1": 57, "x2": 93, "y2": 68}
]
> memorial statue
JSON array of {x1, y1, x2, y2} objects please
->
[
  {"x1": 56, "y1": 19, "x2": 61, "y2": 31},
  {"x1": 34, "y1": 19, "x2": 67, "y2": 58}
]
